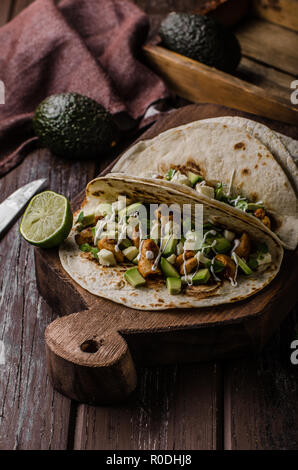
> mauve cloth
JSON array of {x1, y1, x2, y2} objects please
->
[{"x1": 0, "y1": 0, "x2": 168, "y2": 176}]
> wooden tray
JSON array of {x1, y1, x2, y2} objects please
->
[
  {"x1": 35, "y1": 104, "x2": 298, "y2": 405},
  {"x1": 142, "y1": 1, "x2": 298, "y2": 125}
]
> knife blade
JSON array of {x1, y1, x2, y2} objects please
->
[{"x1": 0, "y1": 178, "x2": 47, "y2": 238}]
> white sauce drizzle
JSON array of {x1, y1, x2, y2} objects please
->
[
  {"x1": 94, "y1": 206, "x2": 117, "y2": 245},
  {"x1": 230, "y1": 252, "x2": 239, "y2": 287},
  {"x1": 210, "y1": 257, "x2": 221, "y2": 282},
  {"x1": 231, "y1": 238, "x2": 240, "y2": 255}
]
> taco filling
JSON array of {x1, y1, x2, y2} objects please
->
[
  {"x1": 154, "y1": 168, "x2": 272, "y2": 230},
  {"x1": 74, "y1": 200, "x2": 273, "y2": 296}
]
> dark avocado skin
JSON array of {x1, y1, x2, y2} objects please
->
[
  {"x1": 159, "y1": 12, "x2": 241, "y2": 73},
  {"x1": 33, "y1": 93, "x2": 118, "y2": 159}
]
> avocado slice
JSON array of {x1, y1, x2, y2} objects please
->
[
  {"x1": 166, "y1": 277, "x2": 182, "y2": 295},
  {"x1": 97, "y1": 203, "x2": 113, "y2": 216},
  {"x1": 187, "y1": 171, "x2": 203, "y2": 186},
  {"x1": 124, "y1": 267, "x2": 146, "y2": 287},
  {"x1": 234, "y1": 254, "x2": 253, "y2": 275},
  {"x1": 118, "y1": 202, "x2": 143, "y2": 218},
  {"x1": 123, "y1": 246, "x2": 139, "y2": 261},
  {"x1": 163, "y1": 236, "x2": 178, "y2": 257},
  {"x1": 192, "y1": 268, "x2": 211, "y2": 284},
  {"x1": 160, "y1": 257, "x2": 180, "y2": 279},
  {"x1": 33, "y1": 92, "x2": 118, "y2": 159},
  {"x1": 119, "y1": 238, "x2": 132, "y2": 250},
  {"x1": 213, "y1": 237, "x2": 232, "y2": 254},
  {"x1": 246, "y1": 202, "x2": 264, "y2": 212}
]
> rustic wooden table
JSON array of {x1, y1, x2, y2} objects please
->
[{"x1": 1, "y1": 0, "x2": 298, "y2": 450}]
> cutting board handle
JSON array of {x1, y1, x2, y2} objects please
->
[{"x1": 45, "y1": 308, "x2": 137, "y2": 405}]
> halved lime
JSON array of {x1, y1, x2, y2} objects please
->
[{"x1": 20, "y1": 191, "x2": 73, "y2": 248}]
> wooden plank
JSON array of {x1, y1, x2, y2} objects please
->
[
  {"x1": 73, "y1": 363, "x2": 222, "y2": 450},
  {"x1": 224, "y1": 307, "x2": 298, "y2": 449},
  {"x1": 143, "y1": 45, "x2": 298, "y2": 125},
  {"x1": 235, "y1": 18, "x2": 298, "y2": 76},
  {"x1": 252, "y1": 0, "x2": 298, "y2": 33},
  {"x1": 236, "y1": 56, "x2": 296, "y2": 104},
  {"x1": 0, "y1": 145, "x2": 100, "y2": 449},
  {"x1": 0, "y1": 0, "x2": 13, "y2": 26}
]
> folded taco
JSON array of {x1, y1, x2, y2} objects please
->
[
  {"x1": 59, "y1": 176, "x2": 283, "y2": 311},
  {"x1": 112, "y1": 118, "x2": 298, "y2": 250}
]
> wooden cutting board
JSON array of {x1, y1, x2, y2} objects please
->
[{"x1": 35, "y1": 104, "x2": 298, "y2": 405}]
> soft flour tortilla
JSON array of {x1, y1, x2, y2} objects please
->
[
  {"x1": 112, "y1": 119, "x2": 298, "y2": 249},
  {"x1": 59, "y1": 176, "x2": 283, "y2": 311}
]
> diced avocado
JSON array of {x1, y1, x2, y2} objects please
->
[
  {"x1": 96, "y1": 203, "x2": 113, "y2": 216},
  {"x1": 160, "y1": 257, "x2": 180, "y2": 279},
  {"x1": 123, "y1": 246, "x2": 139, "y2": 261},
  {"x1": 187, "y1": 171, "x2": 203, "y2": 186},
  {"x1": 119, "y1": 202, "x2": 143, "y2": 218},
  {"x1": 124, "y1": 267, "x2": 146, "y2": 287},
  {"x1": 234, "y1": 254, "x2": 253, "y2": 275},
  {"x1": 119, "y1": 238, "x2": 132, "y2": 250},
  {"x1": 76, "y1": 211, "x2": 84, "y2": 224},
  {"x1": 166, "y1": 277, "x2": 182, "y2": 295},
  {"x1": 165, "y1": 168, "x2": 176, "y2": 180},
  {"x1": 213, "y1": 236, "x2": 231, "y2": 254},
  {"x1": 81, "y1": 213, "x2": 95, "y2": 227},
  {"x1": 163, "y1": 236, "x2": 178, "y2": 257},
  {"x1": 191, "y1": 268, "x2": 211, "y2": 284},
  {"x1": 247, "y1": 202, "x2": 264, "y2": 212},
  {"x1": 98, "y1": 249, "x2": 117, "y2": 266},
  {"x1": 132, "y1": 256, "x2": 139, "y2": 265},
  {"x1": 214, "y1": 183, "x2": 224, "y2": 201}
]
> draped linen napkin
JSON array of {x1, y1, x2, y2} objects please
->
[{"x1": 0, "y1": 0, "x2": 168, "y2": 176}]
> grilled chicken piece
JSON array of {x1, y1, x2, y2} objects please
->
[
  {"x1": 179, "y1": 257, "x2": 198, "y2": 275},
  {"x1": 215, "y1": 254, "x2": 236, "y2": 280},
  {"x1": 138, "y1": 239, "x2": 161, "y2": 278},
  {"x1": 254, "y1": 208, "x2": 271, "y2": 230},
  {"x1": 97, "y1": 238, "x2": 124, "y2": 263},
  {"x1": 234, "y1": 232, "x2": 251, "y2": 259},
  {"x1": 176, "y1": 251, "x2": 196, "y2": 266},
  {"x1": 75, "y1": 228, "x2": 93, "y2": 246}
]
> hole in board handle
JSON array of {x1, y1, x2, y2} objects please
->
[{"x1": 80, "y1": 339, "x2": 99, "y2": 353}]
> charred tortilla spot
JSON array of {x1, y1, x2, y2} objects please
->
[
  {"x1": 257, "y1": 153, "x2": 262, "y2": 158},
  {"x1": 254, "y1": 164, "x2": 258, "y2": 169},
  {"x1": 251, "y1": 193, "x2": 258, "y2": 202},
  {"x1": 234, "y1": 142, "x2": 246, "y2": 150},
  {"x1": 241, "y1": 168, "x2": 250, "y2": 176}
]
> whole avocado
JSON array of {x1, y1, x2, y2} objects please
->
[
  {"x1": 33, "y1": 93, "x2": 118, "y2": 159},
  {"x1": 159, "y1": 12, "x2": 241, "y2": 73}
]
